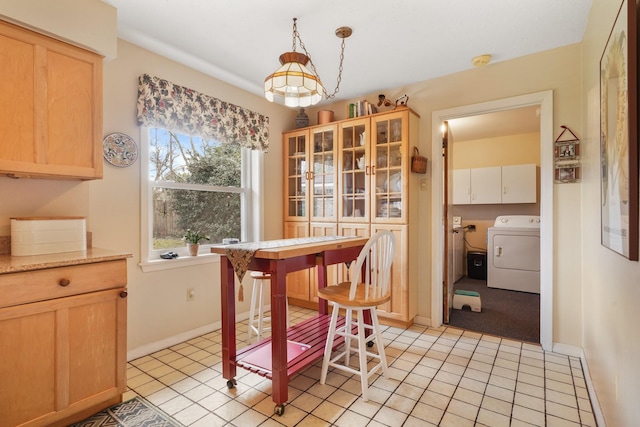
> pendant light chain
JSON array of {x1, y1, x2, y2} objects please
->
[{"x1": 292, "y1": 19, "x2": 348, "y2": 100}]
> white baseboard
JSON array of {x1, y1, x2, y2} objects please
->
[
  {"x1": 126, "y1": 310, "x2": 253, "y2": 361},
  {"x1": 578, "y1": 348, "x2": 606, "y2": 427},
  {"x1": 551, "y1": 342, "x2": 583, "y2": 357},
  {"x1": 413, "y1": 315, "x2": 431, "y2": 327},
  {"x1": 127, "y1": 321, "x2": 220, "y2": 361},
  {"x1": 551, "y1": 342, "x2": 605, "y2": 426}
]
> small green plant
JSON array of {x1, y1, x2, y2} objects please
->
[{"x1": 183, "y1": 229, "x2": 210, "y2": 244}]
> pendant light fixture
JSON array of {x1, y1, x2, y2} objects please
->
[{"x1": 264, "y1": 18, "x2": 352, "y2": 108}]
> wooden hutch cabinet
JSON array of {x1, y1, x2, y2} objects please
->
[{"x1": 283, "y1": 108, "x2": 420, "y2": 327}]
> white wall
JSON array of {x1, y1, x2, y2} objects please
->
[{"x1": 580, "y1": 0, "x2": 640, "y2": 424}]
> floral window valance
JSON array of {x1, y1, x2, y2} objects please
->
[{"x1": 137, "y1": 74, "x2": 270, "y2": 151}]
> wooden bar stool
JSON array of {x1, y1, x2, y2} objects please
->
[{"x1": 247, "y1": 271, "x2": 290, "y2": 341}]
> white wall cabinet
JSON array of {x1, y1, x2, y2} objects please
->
[
  {"x1": 501, "y1": 164, "x2": 537, "y2": 203},
  {"x1": 453, "y1": 164, "x2": 536, "y2": 205}
]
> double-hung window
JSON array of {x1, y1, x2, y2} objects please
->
[
  {"x1": 136, "y1": 74, "x2": 269, "y2": 270},
  {"x1": 141, "y1": 127, "x2": 252, "y2": 266}
]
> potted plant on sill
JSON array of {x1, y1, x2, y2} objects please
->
[{"x1": 183, "y1": 229, "x2": 210, "y2": 256}]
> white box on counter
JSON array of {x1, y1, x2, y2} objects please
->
[{"x1": 11, "y1": 217, "x2": 86, "y2": 256}]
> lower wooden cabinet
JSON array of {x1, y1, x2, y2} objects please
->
[
  {"x1": 286, "y1": 221, "x2": 414, "y2": 327},
  {"x1": 0, "y1": 259, "x2": 127, "y2": 427}
]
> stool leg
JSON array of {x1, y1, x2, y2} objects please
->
[
  {"x1": 247, "y1": 278, "x2": 258, "y2": 340},
  {"x1": 257, "y1": 279, "x2": 265, "y2": 338},
  {"x1": 286, "y1": 297, "x2": 290, "y2": 328},
  {"x1": 320, "y1": 304, "x2": 341, "y2": 385},
  {"x1": 356, "y1": 309, "x2": 369, "y2": 401}
]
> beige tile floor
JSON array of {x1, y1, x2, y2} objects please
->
[{"x1": 124, "y1": 306, "x2": 597, "y2": 426}]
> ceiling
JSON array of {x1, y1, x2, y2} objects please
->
[{"x1": 103, "y1": 0, "x2": 592, "y2": 106}]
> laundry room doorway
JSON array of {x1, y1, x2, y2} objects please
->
[{"x1": 430, "y1": 91, "x2": 554, "y2": 350}]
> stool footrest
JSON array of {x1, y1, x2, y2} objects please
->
[
  {"x1": 455, "y1": 290, "x2": 480, "y2": 297},
  {"x1": 452, "y1": 290, "x2": 482, "y2": 312}
]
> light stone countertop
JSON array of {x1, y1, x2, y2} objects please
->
[{"x1": 0, "y1": 248, "x2": 133, "y2": 274}]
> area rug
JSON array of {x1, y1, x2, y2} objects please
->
[
  {"x1": 448, "y1": 277, "x2": 540, "y2": 343},
  {"x1": 71, "y1": 396, "x2": 182, "y2": 427}
]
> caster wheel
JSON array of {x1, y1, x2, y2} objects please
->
[
  {"x1": 367, "y1": 340, "x2": 374, "y2": 348},
  {"x1": 226, "y1": 379, "x2": 236, "y2": 389},
  {"x1": 274, "y1": 404, "x2": 285, "y2": 416}
]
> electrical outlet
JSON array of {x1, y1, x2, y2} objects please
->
[{"x1": 187, "y1": 288, "x2": 195, "y2": 301}]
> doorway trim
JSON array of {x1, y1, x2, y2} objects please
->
[{"x1": 430, "y1": 91, "x2": 554, "y2": 350}]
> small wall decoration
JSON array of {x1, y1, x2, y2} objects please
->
[
  {"x1": 103, "y1": 132, "x2": 138, "y2": 168},
  {"x1": 554, "y1": 125, "x2": 581, "y2": 183},
  {"x1": 599, "y1": 0, "x2": 639, "y2": 260}
]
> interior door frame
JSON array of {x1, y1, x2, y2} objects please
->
[{"x1": 430, "y1": 91, "x2": 554, "y2": 350}]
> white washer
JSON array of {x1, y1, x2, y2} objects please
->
[{"x1": 487, "y1": 215, "x2": 540, "y2": 294}]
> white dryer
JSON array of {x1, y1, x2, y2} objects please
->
[{"x1": 487, "y1": 215, "x2": 540, "y2": 294}]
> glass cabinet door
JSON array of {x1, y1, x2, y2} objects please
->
[
  {"x1": 372, "y1": 112, "x2": 405, "y2": 223},
  {"x1": 338, "y1": 118, "x2": 370, "y2": 222},
  {"x1": 285, "y1": 130, "x2": 309, "y2": 220},
  {"x1": 310, "y1": 125, "x2": 337, "y2": 221}
]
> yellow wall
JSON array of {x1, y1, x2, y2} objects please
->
[
  {"x1": 579, "y1": 0, "x2": 640, "y2": 424},
  {"x1": 452, "y1": 132, "x2": 541, "y2": 253},
  {"x1": 453, "y1": 132, "x2": 540, "y2": 169},
  {"x1": 0, "y1": 0, "x2": 117, "y2": 58},
  {"x1": 93, "y1": 39, "x2": 289, "y2": 353},
  {"x1": 317, "y1": 43, "x2": 583, "y2": 349},
  {"x1": 4, "y1": 2, "x2": 640, "y2": 424}
]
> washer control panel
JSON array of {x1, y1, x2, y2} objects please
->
[{"x1": 493, "y1": 215, "x2": 541, "y2": 228}]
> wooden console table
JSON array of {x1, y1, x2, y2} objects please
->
[{"x1": 210, "y1": 236, "x2": 368, "y2": 415}]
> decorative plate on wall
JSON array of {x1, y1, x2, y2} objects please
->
[{"x1": 103, "y1": 132, "x2": 138, "y2": 167}]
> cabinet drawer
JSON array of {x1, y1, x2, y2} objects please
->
[{"x1": 0, "y1": 260, "x2": 127, "y2": 308}]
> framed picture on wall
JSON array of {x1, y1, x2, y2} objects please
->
[{"x1": 599, "y1": 0, "x2": 639, "y2": 260}]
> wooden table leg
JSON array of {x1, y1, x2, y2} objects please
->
[
  {"x1": 220, "y1": 256, "x2": 237, "y2": 382},
  {"x1": 271, "y1": 259, "x2": 288, "y2": 409}
]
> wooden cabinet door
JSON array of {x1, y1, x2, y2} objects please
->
[
  {"x1": 337, "y1": 223, "x2": 370, "y2": 282},
  {"x1": 284, "y1": 221, "x2": 310, "y2": 302},
  {"x1": 0, "y1": 288, "x2": 126, "y2": 426},
  {"x1": 309, "y1": 125, "x2": 338, "y2": 222},
  {"x1": 43, "y1": 41, "x2": 103, "y2": 178},
  {"x1": 338, "y1": 118, "x2": 370, "y2": 223},
  {"x1": 0, "y1": 303, "x2": 56, "y2": 426},
  {"x1": 283, "y1": 130, "x2": 310, "y2": 222},
  {"x1": 309, "y1": 222, "x2": 338, "y2": 302},
  {"x1": 67, "y1": 289, "x2": 127, "y2": 406},
  {"x1": 0, "y1": 20, "x2": 103, "y2": 180},
  {"x1": 371, "y1": 111, "x2": 407, "y2": 224},
  {"x1": 0, "y1": 25, "x2": 36, "y2": 165}
]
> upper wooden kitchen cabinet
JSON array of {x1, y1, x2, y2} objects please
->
[
  {"x1": 283, "y1": 108, "x2": 420, "y2": 327},
  {"x1": 283, "y1": 124, "x2": 338, "y2": 223},
  {"x1": 0, "y1": 20, "x2": 103, "y2": 180}
]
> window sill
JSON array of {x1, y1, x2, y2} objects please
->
[{"x1": 139, "y1": 252, "x2": 219, "y2": 272}]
